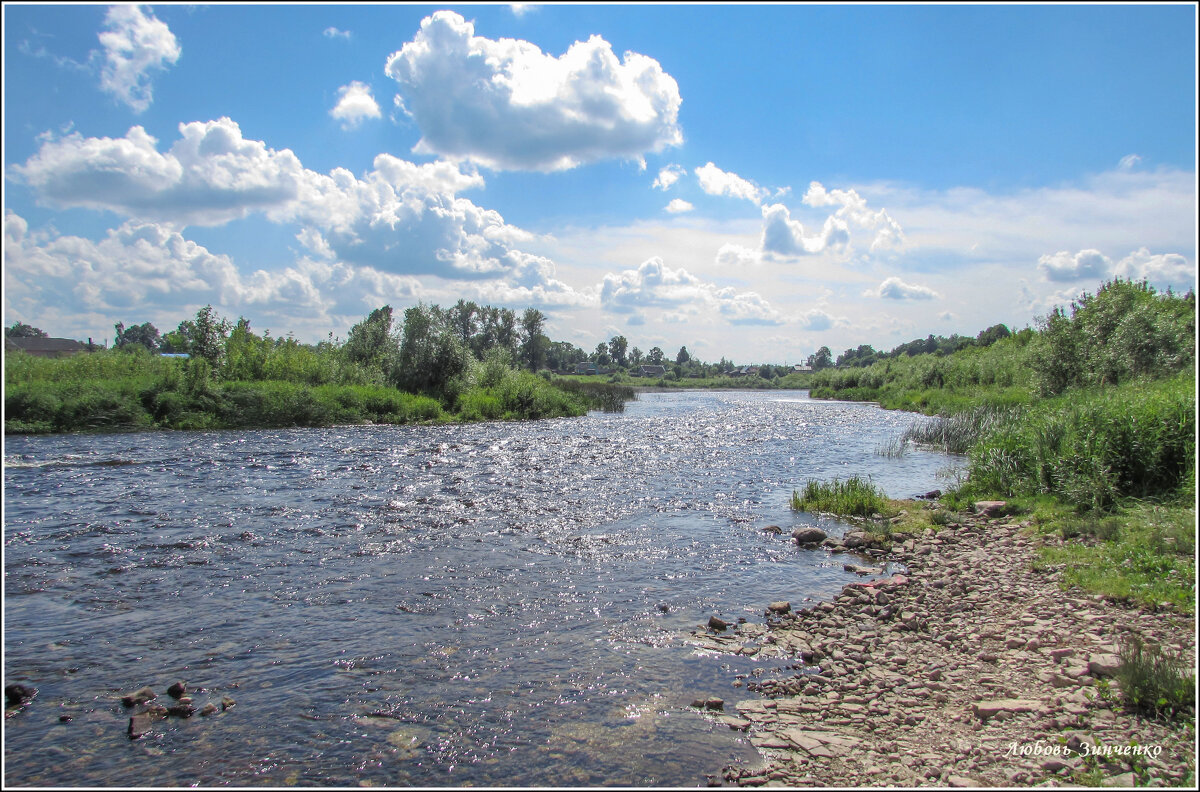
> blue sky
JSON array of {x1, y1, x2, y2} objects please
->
[{"x1": 4, "y1": 3, "x2": 1196, "y2": 364}]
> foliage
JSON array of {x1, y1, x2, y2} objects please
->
[
  {"x1": 1115, "y1": 633, "x2": 1195, "y2": 719},
  {"x1": 114, "y1": 321, "x2": 161, "y2": 353},
  {"x1": 791, "y1": 476, "x2": 892, "y2": 517},
  {"x1": 6, "y1": 321, "x2": 48, "y2": 338}
]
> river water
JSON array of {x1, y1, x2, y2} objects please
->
[{"x1": 3, "y1": 390, "x2": 959, "y2": 787}]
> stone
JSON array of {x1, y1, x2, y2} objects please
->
[
  {"x1": 1087, "y1": 654, "x2": 1122, "y2": 678},
  {"x1": 1103, "y1": 772, "x2": 1138, "y2": 787},
  {"x1": 762, "y1": 525, "x2": 783, "y2": 534},
  {"x1": 167, "y1": 681, "x2": 187, "y2": 699},
  {"x1": 973, "y1": 501, "x2": 1008, "y2": 517},
  {"x1": 705, "y1": 697, "x2": 725, "y2": 711},
  {"x1": 128, "y1": 713, "x2": 155, "y2": 739},
  {"x1": 5, "y1": 684, "x2": 37, "y2": 707},
  {"x1": 199, "y1": 703, "x2": 219, "y2": 717},
  {"x1": 708, "y1": 616, "x2": 729, "y2": 631},
  {"x1": 971, "y1": 699, "x2": 1042, "y2": 720},
  {"x1": 220, "y1": 696, "x2": 236, "y2": 711},
  {"x1": 121, "y1": 686, "x2": 157, "y2": 708},
  {"x1": 843, "y1": 531, "x2": 871, "y2": 549},
  {"x1": 767, "y1": 602, "x2": 791, "y2": 614},
  {"x1": 167, "y1": 703, "x2": 196, "y2": 718},
  {"x1": 946, "y1": 776, "x2": 983, "y2": 788},
  {"x1": 792, "y1": 527, "x2": 828, "y2": 545}
]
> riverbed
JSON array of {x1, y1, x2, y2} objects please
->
[{"x1": 3, "y1": 390, "x2": 958, "y2": 786}]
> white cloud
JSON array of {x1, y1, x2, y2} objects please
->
[
  {"x1": 802, "y1": 181, "x2": 904, "y2": 252},
  {"x1": 864, "y1": 277, "x2": 939, "y2": 300},
  {"x1": 323, "y1": 26, "x2": 352, "y2": 40},
  {"x1": 665, "y1": 198, "x2": 693, "y2": 214},
  {"x1": 797, "y1": 308, "x2": 848, "y2": 332},
  {"x1": 1118, "y1": 153, "x2": 1142, "y2": 171},
  {"x1": 653, "y1": 164, "x2": 686, "y2": 191},
  {"x1": 97, "y1": 5, "x2": 181, "y2": 113},
  {"x1": 1113, "y1": 247, "x2": 1195, "y2": 293},
  {"x1": 760, "y1": 203, "x2": 850, "y2": 256},
  {"x1": 330, "y1": 81, "x2": 382, "y2": 129},
  {"x1": 1037, "y1": 249, "x2": 1111, "y2": 282},
  {"x1": 510, "y1": 4, "x2": 538, "y2": 17},
  {"x1": 14, "y1": 119, "x2": 306, "y2": 227},
  {"x1": 695, "y1": 162, "x2": 766, "y2": 204},
  {"x1": 715, "y1": 243, "x2": 761, "y2": 269},
  {"x1": 383, "y1": 11, "x2": 682, "y2": 171},
  {"x1": 599, "y1": 257, "x2": 781, "y2": 325}
]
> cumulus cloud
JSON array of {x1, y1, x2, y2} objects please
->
[
  {"x1": 330, "y1": 81, "x2": 382, "y2": 129},
  {"x1": 384, "y1": 11, "x2": 682, "y2": 171},
  {"x1": 665, "y1": 198, "x2": 693, "y2": 214},
  {"x1": 716, "y1": 243, "x2": 761, "y2": 269},
  {"x1": 797, "y1": 308, "x2": 848, "y2": 332},
  {"x1": 599, "y1": 257, "x2": 781, "y2": 325},
  {"x1": 11, "y1": 118, "x2": 592, "y2": 305},
  {"x1": 864, "y1": 276, "x2": 939, "y2": 300},
  {"x1": 760, "y1": 203, "x2": 850, "y2": 256},
  {"x1": 1037, "y1": 249, "x2": 1111, "y2": 282},
  {"x1": 695, "y1": 162, "x2": 766, "y2": 204},
  {"x1": 653, "y1": 164, "x2": 685, "y2": 191},
  {"x1": 1113, "y1": 247, "x2": 1195, "y2": 292},
  {"x1": 802, "y1": 181, "x2": 904, "y2": 252},
  {"x1": 323, "y1": 26, "x2": 352, "y2": 40},
  {"x1": 97, "y1": 5, "x2": 181, "y2": 113},
  {"x1": 13, "y1": 119, "x2": 306, "y2": 226}
]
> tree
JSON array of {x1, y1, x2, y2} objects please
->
[
  {"x1": 807, "y1": 346, "x2": 833, "y2": 370},
  {"x1": 519, "y1": 308, "x2": 548, "y2": 371},
  {"x1": 343, "y1": 305, "x2": 397, "y2": 376},
  {"x1": 608, "y1": 335, "x2": 629, "y2": 368},
  {"x1": 676, "y1": 346, "x2": 691, "y2": 365},
  {"x1": 175, "y1": 305, "x2": 231, "y2": 367},
  {"x1": 647, "y1": 346, "x2": 664, "y2": 365},
  {"x1": 114, "y1": 321, "x2": 161, "y2": 352},
  {"x1": 628, "y1": 346, "x2": 644, "y2": 368},
  {"x1": 396, "y1": 303, "x2": 471, "y2": 399},
  {"x1": 449, "y1": 299, "x2": 479, "y2": 347},
  {"x1": 593, "y1": 342, "x2": 611, "y2": 366},
  {"x1": 6, "y1": 322, "x2": 47, "y2": 338}
]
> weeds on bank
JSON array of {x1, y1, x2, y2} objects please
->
[{"x1": 1116, "y1": 634, "x2": 1196, "y2": 720}]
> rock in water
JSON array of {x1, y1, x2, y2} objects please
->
[
  {"x1": 5, "y1": 684, "x2": 37, "y2": 707},
  {"x1": 792, "y1": 527, "x2": 827, "y2": 545},
  {"x1": 708, "y1": 615, "x2": 729, "y2": 631},
  {"x1": 167, "y1": 681, "x2": 187, "y2": 699}
]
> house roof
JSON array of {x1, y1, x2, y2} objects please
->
[{"x1": 5, "y1": 337, "x2": 90, "y2": 354}]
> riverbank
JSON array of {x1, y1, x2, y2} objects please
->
[{"x1": 689, "y1": 504, "x2": 1195, "y2": 787}]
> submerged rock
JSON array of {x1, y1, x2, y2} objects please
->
[
  {"x1": 121, "y1": 686, "x2": 156, "y2": 708},
  {"x1": 5, "y1": 684, "x2": 37, "y2": 708}
]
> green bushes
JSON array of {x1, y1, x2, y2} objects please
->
[{"x1": 959, "y1": 373, "x2": 1194, "y2": 511}]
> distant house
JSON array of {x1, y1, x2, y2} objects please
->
[
  {"x1": 637, "y1": 364, "x2": 666, "y2": 377},
  {"x1": 574, "y1": 361, "x2": 599, "y2": 375},
  {"x1": 792, "y1": 364, "x2": 813, "y2": 373},
  {"x1": 727, "y1": 366, "x2": 760, "y2": 377},
  {"x1": 4, "y1": 336, "x2": 104, "y2": 358}
]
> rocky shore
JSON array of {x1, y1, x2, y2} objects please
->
[{"x1": 688, "y1": 504, "x2": 1196, "y2": 787}]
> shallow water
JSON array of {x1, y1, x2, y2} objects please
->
[{"x1": 3, "y1": 390, "x2": 959, "y2": 787}]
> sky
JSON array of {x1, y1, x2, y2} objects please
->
[{"x1": 3, "y1": 2, "x2": 1197, "y2": 365}]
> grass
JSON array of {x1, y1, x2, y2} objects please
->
[
  {"x1": 791, "y1": 476, "x2": 893, "y2": 518},
  {"x1": 1030, "y1": 500, "x2": 1195, "y2": 613},
  {"x1": 1115, "y1": 633, "x2": 1196, "y2": 719}
]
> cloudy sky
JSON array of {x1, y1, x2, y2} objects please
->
[{"x1": 4, "y1": 3, "x2": 1196, "y2": 363}]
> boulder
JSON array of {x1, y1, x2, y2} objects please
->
[
  {"x1": 121, "y1": 687, "x2": 157, "y2": 708},
  {"x1": 1087, "y1": 654, "x2": 1122, "y2": 678},
  {"x1": 792, "y1": 527, "x2": 827, "y2": 545},
  {"x1": 708, "y1": 616, "x2": 729, "y2": 631},
  {"x1": 973, "y1": 500, "x2": 1008, "y2": 517},
  {"x1": 843, "y1": 531, "x2": 871, "y2": 549},
  {"x1": 5, "y1": 684, "x2": 37, "y2": 708},
  {"x1": 767, "y1": 602, "x2": 791, "y2": 614},
  {"x1": 971, "y1": 699, "x2": 1042, "y2": 720},
  {"x1": 167, "y1": 681, "x2": 187, "y2": 699},
  {"x1": 128, "y1": 713, "x2": 155, "y2": 739}
]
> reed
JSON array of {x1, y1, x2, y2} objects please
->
[{"x1": 790, "y1": 476, "x2": 891, "y2": 517}]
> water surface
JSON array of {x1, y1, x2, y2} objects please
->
[{"x1": 3, "y1": 390, "x2": 957, "y2": 786}]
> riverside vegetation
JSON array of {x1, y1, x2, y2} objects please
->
[
  {"x1": 767, "y1": 278, "x2": 1195, "y2": 785},
  {"x1": 4, "y1": 302, "x2": 638, "y2": 434}
]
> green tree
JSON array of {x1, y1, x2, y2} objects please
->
[
  {"x1": 343, "y1": 305, "x2": 397, "y2": 379},
  {"x1": 6, "y1": 322, "x2": 47, "y2": 338},
  {"x1": 113, "y1": 321, "x2": 161, "y2": 353},
  {"x1": 396, "y1": 303, "x2": 471, "y2": 400},
  {"x1": 647, "y1": 346, "x2": 664, "y2": 365},
  {"x1": 608, "y1": 335, "x2": 629, "y2": 368},
  {"x1": 519, "y1": 308, "x2": 549, "y2": 371},
  {"x1": 593, "y1": 342, "x2": 611, "y2": 366},
  {"x1": 676, "y1": 346, "x2": 691, "y2": 365},
  {"x1": 807, "y1": 346, "x2": 833, "y2": 370},
  {"x1": 175, "y1": 305, "x2": 231, "y2": 368},
  {"x1": 629, "y1": 346, "x2": 644, "y2": 368}
]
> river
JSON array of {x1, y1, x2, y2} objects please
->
[{"x1": 3, "y1": 389, "x2": 959, "y2": 787}]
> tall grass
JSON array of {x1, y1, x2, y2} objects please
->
[
  {"x1": 1116, "y1": 633, "x2": 1195, "y2": 719},
  {"x1": 791, "y1": 476, "x2": 891, "y2": 517},
  {"x1": 551, "y1": 379, "x2": 636, "y2": 412},
  {"x1": 900, "y1": 404, "x2": 1026, "y2": 455}
]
